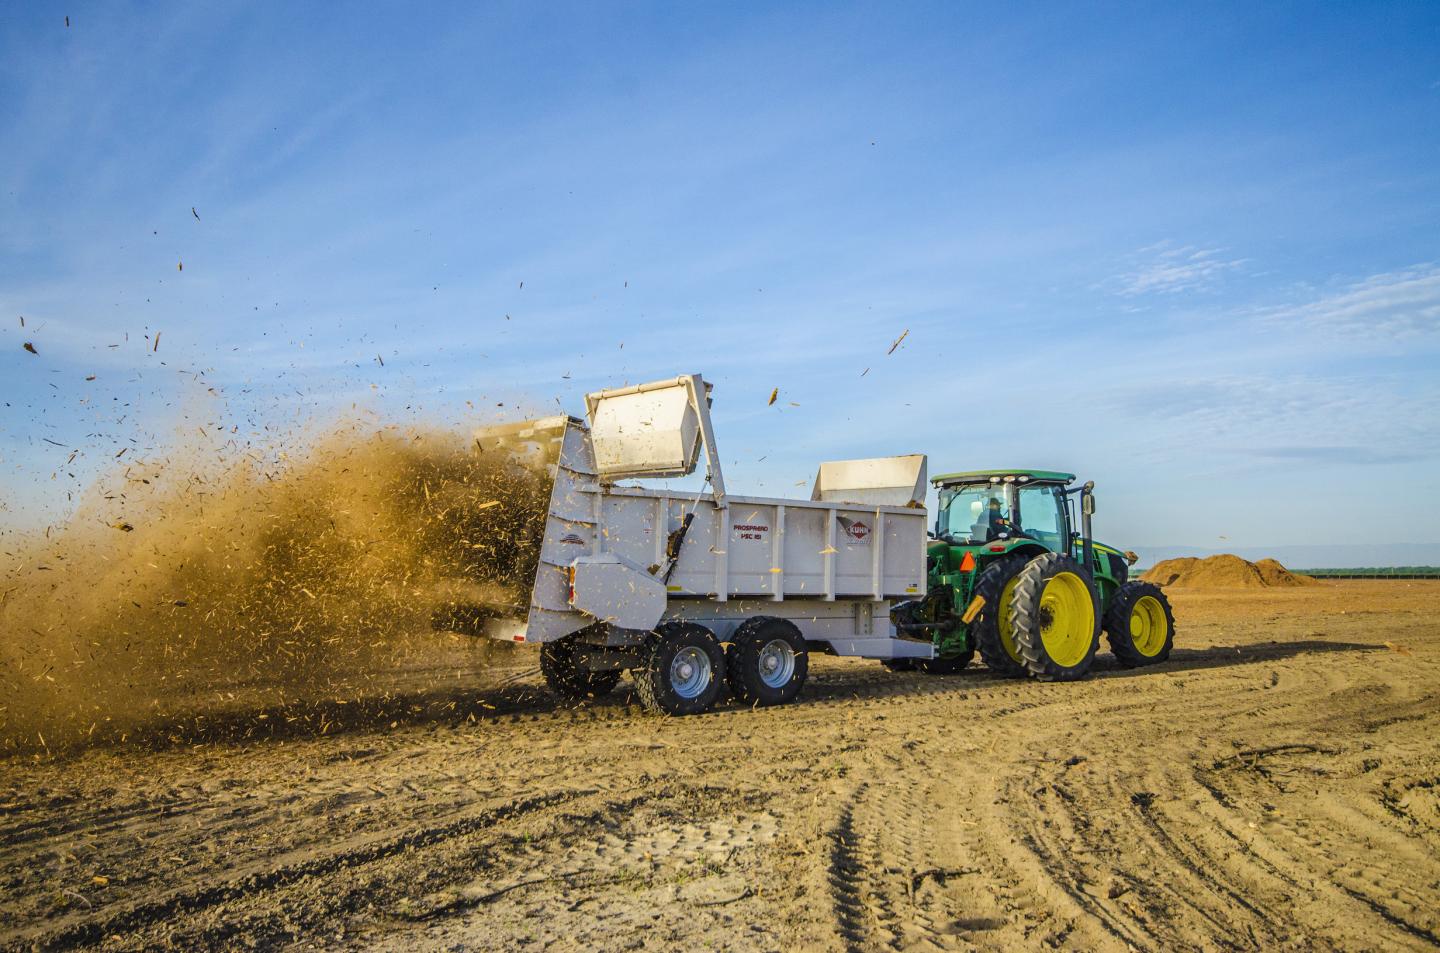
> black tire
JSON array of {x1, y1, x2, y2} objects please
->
[
  {"x1": 971, "y1": 555, "x2": 1030, "y2": 678},
  {"x1": 540, "y1": 636, "x2": 622, "y2": 699},
  {"x1": 634, "y1": 621, "x2": 726, "y2": 715},
  {"x1": 881, "y1": 658, "x2": 918, "y2": 672},
  {"x1": 1009, "y1": 553, "x2": 1101, "y2": 682},
  {"x1": 726, "y1": 617, "x2": 808, "y2": 707},
  {"x1": 1104, "y1": 581, "x2": 1175, "y2": 668},
  {"x1": 918, "y1": 649, "x2": 974, "y2": 675}
]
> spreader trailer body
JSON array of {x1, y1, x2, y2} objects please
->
[{"x1": 468, "y1": 373, "x2": 933, "y2": 714}]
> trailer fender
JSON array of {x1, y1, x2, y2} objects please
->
[{"x1": 568, "y1": 554, "x2": 667, "y2": 631}]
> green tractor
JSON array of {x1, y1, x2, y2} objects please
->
[{"x1": 888, "y1": 470, "x2": 1174, "y2": 681}]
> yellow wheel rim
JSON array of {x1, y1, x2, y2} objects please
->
[
  {"x1": 1038, "y1": 571, "x2": 1094, "y2": 668},
  {"x1": 997, "y1": 574, "x2": 1023, "y2": 662},
  {"x1": 1129, "y1": 595, "x2": 1169, "y2": 656}
]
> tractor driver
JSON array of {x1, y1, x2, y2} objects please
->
[{"x1": 985, "y1": 497, "x2": 1016, "y2": 540}]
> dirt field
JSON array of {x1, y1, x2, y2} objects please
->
[{"x1": 2, "y1": 580, "x2": 1438, "y2": 951}]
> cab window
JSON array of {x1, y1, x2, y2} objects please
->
[
  {"x1": 937, "y1": 485, "x2": 1014, "y2": 543},
  {"x1": 1017, "y1": 484, "x2": 1063, "y2": 544}
]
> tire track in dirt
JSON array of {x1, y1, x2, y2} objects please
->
[
  {"x1": 5, "y1": 788, "x2": 594, "y2": 951},
  {"x1": 973, "y1": 660, "x2": 1440, "y2": 951},
  {"x1": 2, "y1": 583, "x2": 1437, "y2": 951}
]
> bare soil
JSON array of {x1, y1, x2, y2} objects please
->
[{"x1": 2, "y1": 580, "x2": 1438, "y2": 951}]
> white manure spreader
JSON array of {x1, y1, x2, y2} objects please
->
[{"x1": 467, "y1": 373, "x2": 933, "y2": 714}]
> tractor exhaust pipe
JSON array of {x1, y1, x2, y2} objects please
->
[{"x1": 1080, "y1": 481, "x2": 1095, "y2": 573}]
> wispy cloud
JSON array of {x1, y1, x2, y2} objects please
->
[
  {"x1": 1108, "y1": 242, "x2": 1247, "y2": 297},
  {"x1": 1104, "y1": 374, "x2": 1440, "y2": 465},
  {"x1": 1262, "y1": 264, "x2": 1440, "y2": 339}
]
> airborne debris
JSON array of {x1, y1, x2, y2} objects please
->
[
  {"x1": 887, "y1": 329, "x2": 909, "y2": 354},
  {"x1": 767, "y1": 388, "x2": 778, "y2": 406},
  {"x1": 23, "y1": 342, "x2": 37, "y2": 354},
  {"x1": 191, "y1": 207, "x2": 200, "y2": 221},
  {"x1": 1, "y1": 426, "x2": 552, "y2": 753}
]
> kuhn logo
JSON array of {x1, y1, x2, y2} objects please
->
[
  {"x1": 559, "y1": 533, "x2": 586, "y2": 545},
  {"x1": 840, "y1": 518, "x2": 870, "y2": 543}
]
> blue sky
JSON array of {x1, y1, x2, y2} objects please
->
[{"x1": 2, "y1": 1, "x2": 1438, "y2": 554}]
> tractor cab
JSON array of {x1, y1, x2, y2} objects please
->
[{"x1": 933, "y1": 469, "x2": 1075, "y2": 553}]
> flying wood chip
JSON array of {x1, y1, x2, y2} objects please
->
[
  {"x1": 887, "y1": 329, "x2": 909, "y2": 354},
  {"x1": 112, "y1": 522, "x2": 134, "y2": 532},
  {"x1": 767, "y1": 388, "x2": 778, "y2": 406},
  {"x1": 23, "y1": 342, "x2": 37, "y2": 354}
]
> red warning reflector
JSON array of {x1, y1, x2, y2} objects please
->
[
  {"x1": 959, "y1": 552, "x2": 976, "y2": 572},
  {"x1": 988, "y1": 545, "x2": 1005, "y2": 552},
  {"x1": 513, "y1": 635, "x2": 525, "y2": 642}
]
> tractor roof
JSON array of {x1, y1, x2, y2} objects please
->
[{"x1": 932, "y1": 468, "x2": 1076, "y2": 486}]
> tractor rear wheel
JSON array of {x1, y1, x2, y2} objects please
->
[
  {"x1": 634, "y1": 621, "x2": 726, "y2": 715},
  {"x1": 1009, "y1": 553, "x2": 1101, "y2": 682},
  {"x1": 971, "y1": 555, "x2": 1030, "y2": 678},
  {"x1": 727, "y1": 617, "x2": 808, "y2": 706},
  {"x1": 1104, "y1": 581, "x2": 1175, "y2": 667},
  {"x1": 540, "y1": 636, "x2": 622, "y2": 699}
]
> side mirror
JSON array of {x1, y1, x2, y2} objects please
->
[{"x1": 1082, "y1": 493, "x2": 1096, "y2": 516}]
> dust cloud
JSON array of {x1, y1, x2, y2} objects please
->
[{"x1": 0, "y1": 423, "x2": 552, "y2": 754}]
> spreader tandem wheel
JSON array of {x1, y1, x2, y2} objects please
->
[
  {"x1": 1009, "y1": 553, "x2": 1101, "y2": 682},
  {"x1": 1104, "y1": 581, "x2": 1175, "y2": 667},
  {"x1": 540, "y1": 635, "x2": 622, "y2": 699},
  {"x1": 635, "y1": 621, "x2": 727, "y2": 716},
  {"x1": 726, "y1": 616, "x2": 809, "y2": 706}
]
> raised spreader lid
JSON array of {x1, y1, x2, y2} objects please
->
[{"x1": 812, "y1": 454, "x2": 927, "y2": 507}]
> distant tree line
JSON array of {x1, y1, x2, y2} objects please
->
[{"x1": 1297, "y1": 567, "x2": 1440, "y2": 579}]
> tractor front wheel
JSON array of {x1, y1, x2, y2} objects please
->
[
  {"x1": 1104, "y1": 581, "x2": 1175, "y2": 667},
  {"x1": 1009, "y1": 553, "x2": 1101, "y2": 682}
]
